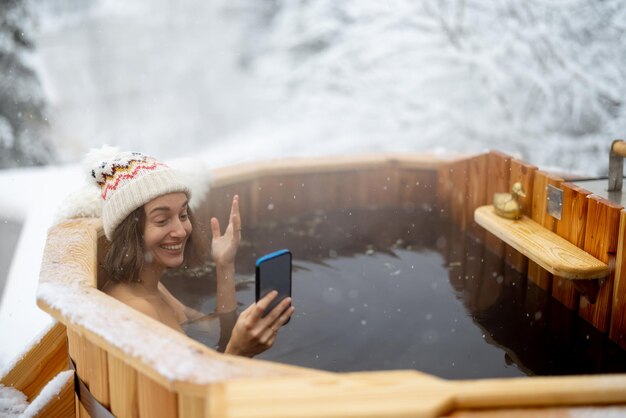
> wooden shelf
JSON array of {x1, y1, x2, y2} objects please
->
[{"x1": 474, "y1": 205, "x2": 609, "y2": 280}]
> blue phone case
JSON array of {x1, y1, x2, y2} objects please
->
[{"x1": 255, "y1": 249, "x2": 292, "y2": 322}]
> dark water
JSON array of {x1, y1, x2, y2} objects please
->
[{"x1": 163, "y1": 207, "x2": 626, "y2": 380}]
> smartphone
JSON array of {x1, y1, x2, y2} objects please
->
[{"x1": 255, "y1": 249, "x2": 292, "y2": 323}]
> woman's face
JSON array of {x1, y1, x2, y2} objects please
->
[{"x1": 142, "y1": 192, "x2": 192, "y2": 270}]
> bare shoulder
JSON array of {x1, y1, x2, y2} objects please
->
[
  {"x1": 124, "y1": 297, "x2": 161, "y2": 321},
  {"x1": 102, "y1": 281, "x2": 184, "y2": 331},
  {"x1": 103, "y1": 281, "x2": 137, "y2": 301},
  {"x1": 103, "y1": 283, "x2": 159, "y2": 319}
]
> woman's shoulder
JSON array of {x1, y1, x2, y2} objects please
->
[
  {"x1": 103, "y1": 281, "x2": 155, "y2": 305},
  {"x1": 103, "y1": 282, "x2": 164, "y2": 319}
]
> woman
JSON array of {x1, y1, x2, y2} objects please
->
[{"x1": 91, "y1": 149, "x2": 293, "y2": 358}]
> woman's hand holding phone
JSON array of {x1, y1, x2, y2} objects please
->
[{"x1": 225, "y1": 291, "x2": 295, "y2": 358}]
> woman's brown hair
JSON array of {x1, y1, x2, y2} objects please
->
[{"x1": 103, "y1": 205, "x2": 206, "y2": 283}]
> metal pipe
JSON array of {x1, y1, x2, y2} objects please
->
[{"x1": 608, "y1": 139, "x2": 625, "y2": 191}]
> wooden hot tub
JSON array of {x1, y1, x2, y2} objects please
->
[{"x1": 28, "y1": 152, "x2": 626, "y2": 417}]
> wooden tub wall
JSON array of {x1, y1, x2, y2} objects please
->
[
  {"x1": 36, "y1": 154, "x2": 442, "y2": 418},
  {"x1": 36, "y1": 153, "x2": 626, "y2": 418},
  {"x1": 438, "y1": 151, "x2": 626, "y2": 348}
]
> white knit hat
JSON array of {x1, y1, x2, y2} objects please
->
[{"x1": 89, "y1": 148, "x2": 190, "y2": 240}]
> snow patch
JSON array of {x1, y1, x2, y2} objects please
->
[
  {"x1": 21, "y1": 370, "x2": 74, "y2": 418},
  {"x1": 0, "y1": 384, "x2": 28, "y2": 418}
]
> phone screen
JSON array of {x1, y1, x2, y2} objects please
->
[{"x1": 255, "y1": 249, "x2": 292, "y2": 320}]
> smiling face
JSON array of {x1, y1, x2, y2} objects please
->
[{"x1": 142, "y1": 192, "x2": 192, "y2": 271}]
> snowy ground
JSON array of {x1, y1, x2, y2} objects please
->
[{"x1": 1, "y1": 0, "x2": 624, "y2": 368}]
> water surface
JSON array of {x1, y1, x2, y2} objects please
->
[{"x1": 164, "y1": 208, "x2": 626, "y2": 379}]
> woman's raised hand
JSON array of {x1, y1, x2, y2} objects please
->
[
  {"x1": 210, "y1": 195, "x2": 241, "y2": 267},
  {"x1": 225, "y1": 291, "x2": 295, "y2": 358}
]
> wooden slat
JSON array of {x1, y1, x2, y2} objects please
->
[
  {"x1": 210, "y1": 153, "x2": 452, "y2": 188},
  {"x1": 610, "y1": 209, "x2": 626, "y2": 348},
  {"x1": 28, "y1": 370, "x2": 75, "y2": 418},
  {"x1": 437, "y1": 163, "x2": 454, "y2": 216},
  {"x1": 484, "y1": 151, "x2": 512, "y2": 257},
  {"x1": 449, "y1": 405, "x2": 626, "y2": 417},
  {"x1": 108, "y1": 354, "x2": 139, "y2": 418},
  {"x1": 178, "y1": 394, "x2": 205, "y2": 418},
  {"x1": 398, "y1": 168, "x2": 438, "y2": 209},
  {"x1": 336, "y1": 171, "x2": 367, "y2": 211},
  {"x1": 504, "y1": 159, "x2": 537, "y2": 273},
  {"x1": 67, "y1": 329, "x2": 88, "y2": 387},
  {"x1": 365, "y1": 168, "x2": 401, "y2": 209},
  {"x1": 0, "y1": 322, "x2": 68, "y2": 402},
  {"x1": 78, "y1": 400, "x2": 90, "y2": 418},
  {"x1": 466, "y1": 154, "x2": 488, "y2": 239},
  {"x1": 85, "y1": 339, "x2": 109, "y2": 408},
  {"x1": 526, "y1": 171, "x2": 563, "y2": 291},
  {"x1": 68, "y1": 329, "x2": 91, "y2": 418},
  {"x1": 579, "y1": 195, "x2": 622, "y2": 332},
  {"x1": 36, "y1": 154, "x2": 626, "y2": 418},
  {"x1": 209, "y1": 371, "x2": 626, "y2": 418},
  {"x1": 474, "y1": 206, "x2": 609, "y2": 279},
  {"x1": 552, "y1": 183, "x2": 591, "y2": 310},
  {"x1": 137, "y1": 373, "x2": 178, "y2": 418},
  {"x1": 450, "y1": 159, "x2": 470, "y2": 229}
]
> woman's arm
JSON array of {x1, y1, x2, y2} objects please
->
[
  {"x1": 215, "y1": 262, "x2": 237, "y2": 313},
  {"x1": 210, "y1": 195, "x2": 241, "y2": 313}
]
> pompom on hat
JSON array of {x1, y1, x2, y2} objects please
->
[{"x1": 87, "y1": 146, "x2": 190, "y2": 240}]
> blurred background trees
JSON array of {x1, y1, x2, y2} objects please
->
[{"x1": 0, "y1": 0, "x2": 54, "y2": 168}]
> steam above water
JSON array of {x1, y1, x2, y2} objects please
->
[{"x1": 36, "y1": 0, "x2": 626, "y2": 174}]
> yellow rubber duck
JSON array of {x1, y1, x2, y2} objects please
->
[{"x1": 493, "y1": 182, "x2": 526, "y2": 220}]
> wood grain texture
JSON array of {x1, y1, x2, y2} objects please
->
[
  {"x1": 178, "y1": 394, "x2": 205, "y2": 418},
  {"x1": 449, "y1": 405, "x2": 626, "y2": 417},
  {"x1": 466, "y1": 154, "x2": 489, "y2": 240},
  {"x1": 0, "y1": 322, "x2": 67, "y2": 402},
  {"x1": 34, "y1": 155, "x2": 626, "y2": 417},
  {"x1": 68, "y1": 328, "x2": 90, "y2": 418},
  {"x1": 398, "y1": 168, "x2": 438, "y2": 209},
  {"x1": 210, "y1": 371, "x2": 626, "y2": 418},
  {"x1": 67, "y1": 331, "x2": 86, "y2": 418},
  {"x1": 68, "y1": 329, "x2": 89, "y2": 388},
  {"x1": 551, "y1": 183, "x2": 591, "y2": 310},
  {"x1": 450, "y1": 159, "x2": 470, "y2": 229},
  {"x1": 438, "y1": 163, "x2": 455, "y2": 218},
  {"x1": 474, "y1": 206, "x2": 609, "y2": 279},
  {"x1": 137, "y1": 372, "x2": 178, "y2": 418},
  {"x1": 484, "y1": 151, "x2": 512, "y2": 257},
  {"x1": 610, "y1": 209, "x2": 626, "y2": 348},
  {"x1": 108, "y1": 354, "x2": 139, "y2": 418},
  {"x1": 504, "y1": 159, "x2": 537, "y2": 273},
  {"x1": 210, "y1": 153, "x2": 456, "y2": 188},
  {"x1": 85, "y1": 339, "x2": 109, "y2": 408},
  {"x1": 526, "y1": 172, "x2": 563, "y2": 291},
  {"x1": 29, "y1": 370, "x2": 75, "y2": 418},
  {"x1": 579, "y1": 195, "x2": 622, "y2": 332}
]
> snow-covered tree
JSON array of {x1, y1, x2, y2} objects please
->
[
  {"x1": 234, "y1": 0, "x2": 626, "y2": 174},
  {"x1": 0, "y1": 0, "x2": 54, "y2": 168}
]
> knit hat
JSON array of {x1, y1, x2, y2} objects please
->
[{"x1": 89, "y1": 147, "x2": 191, "y2": 240}]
